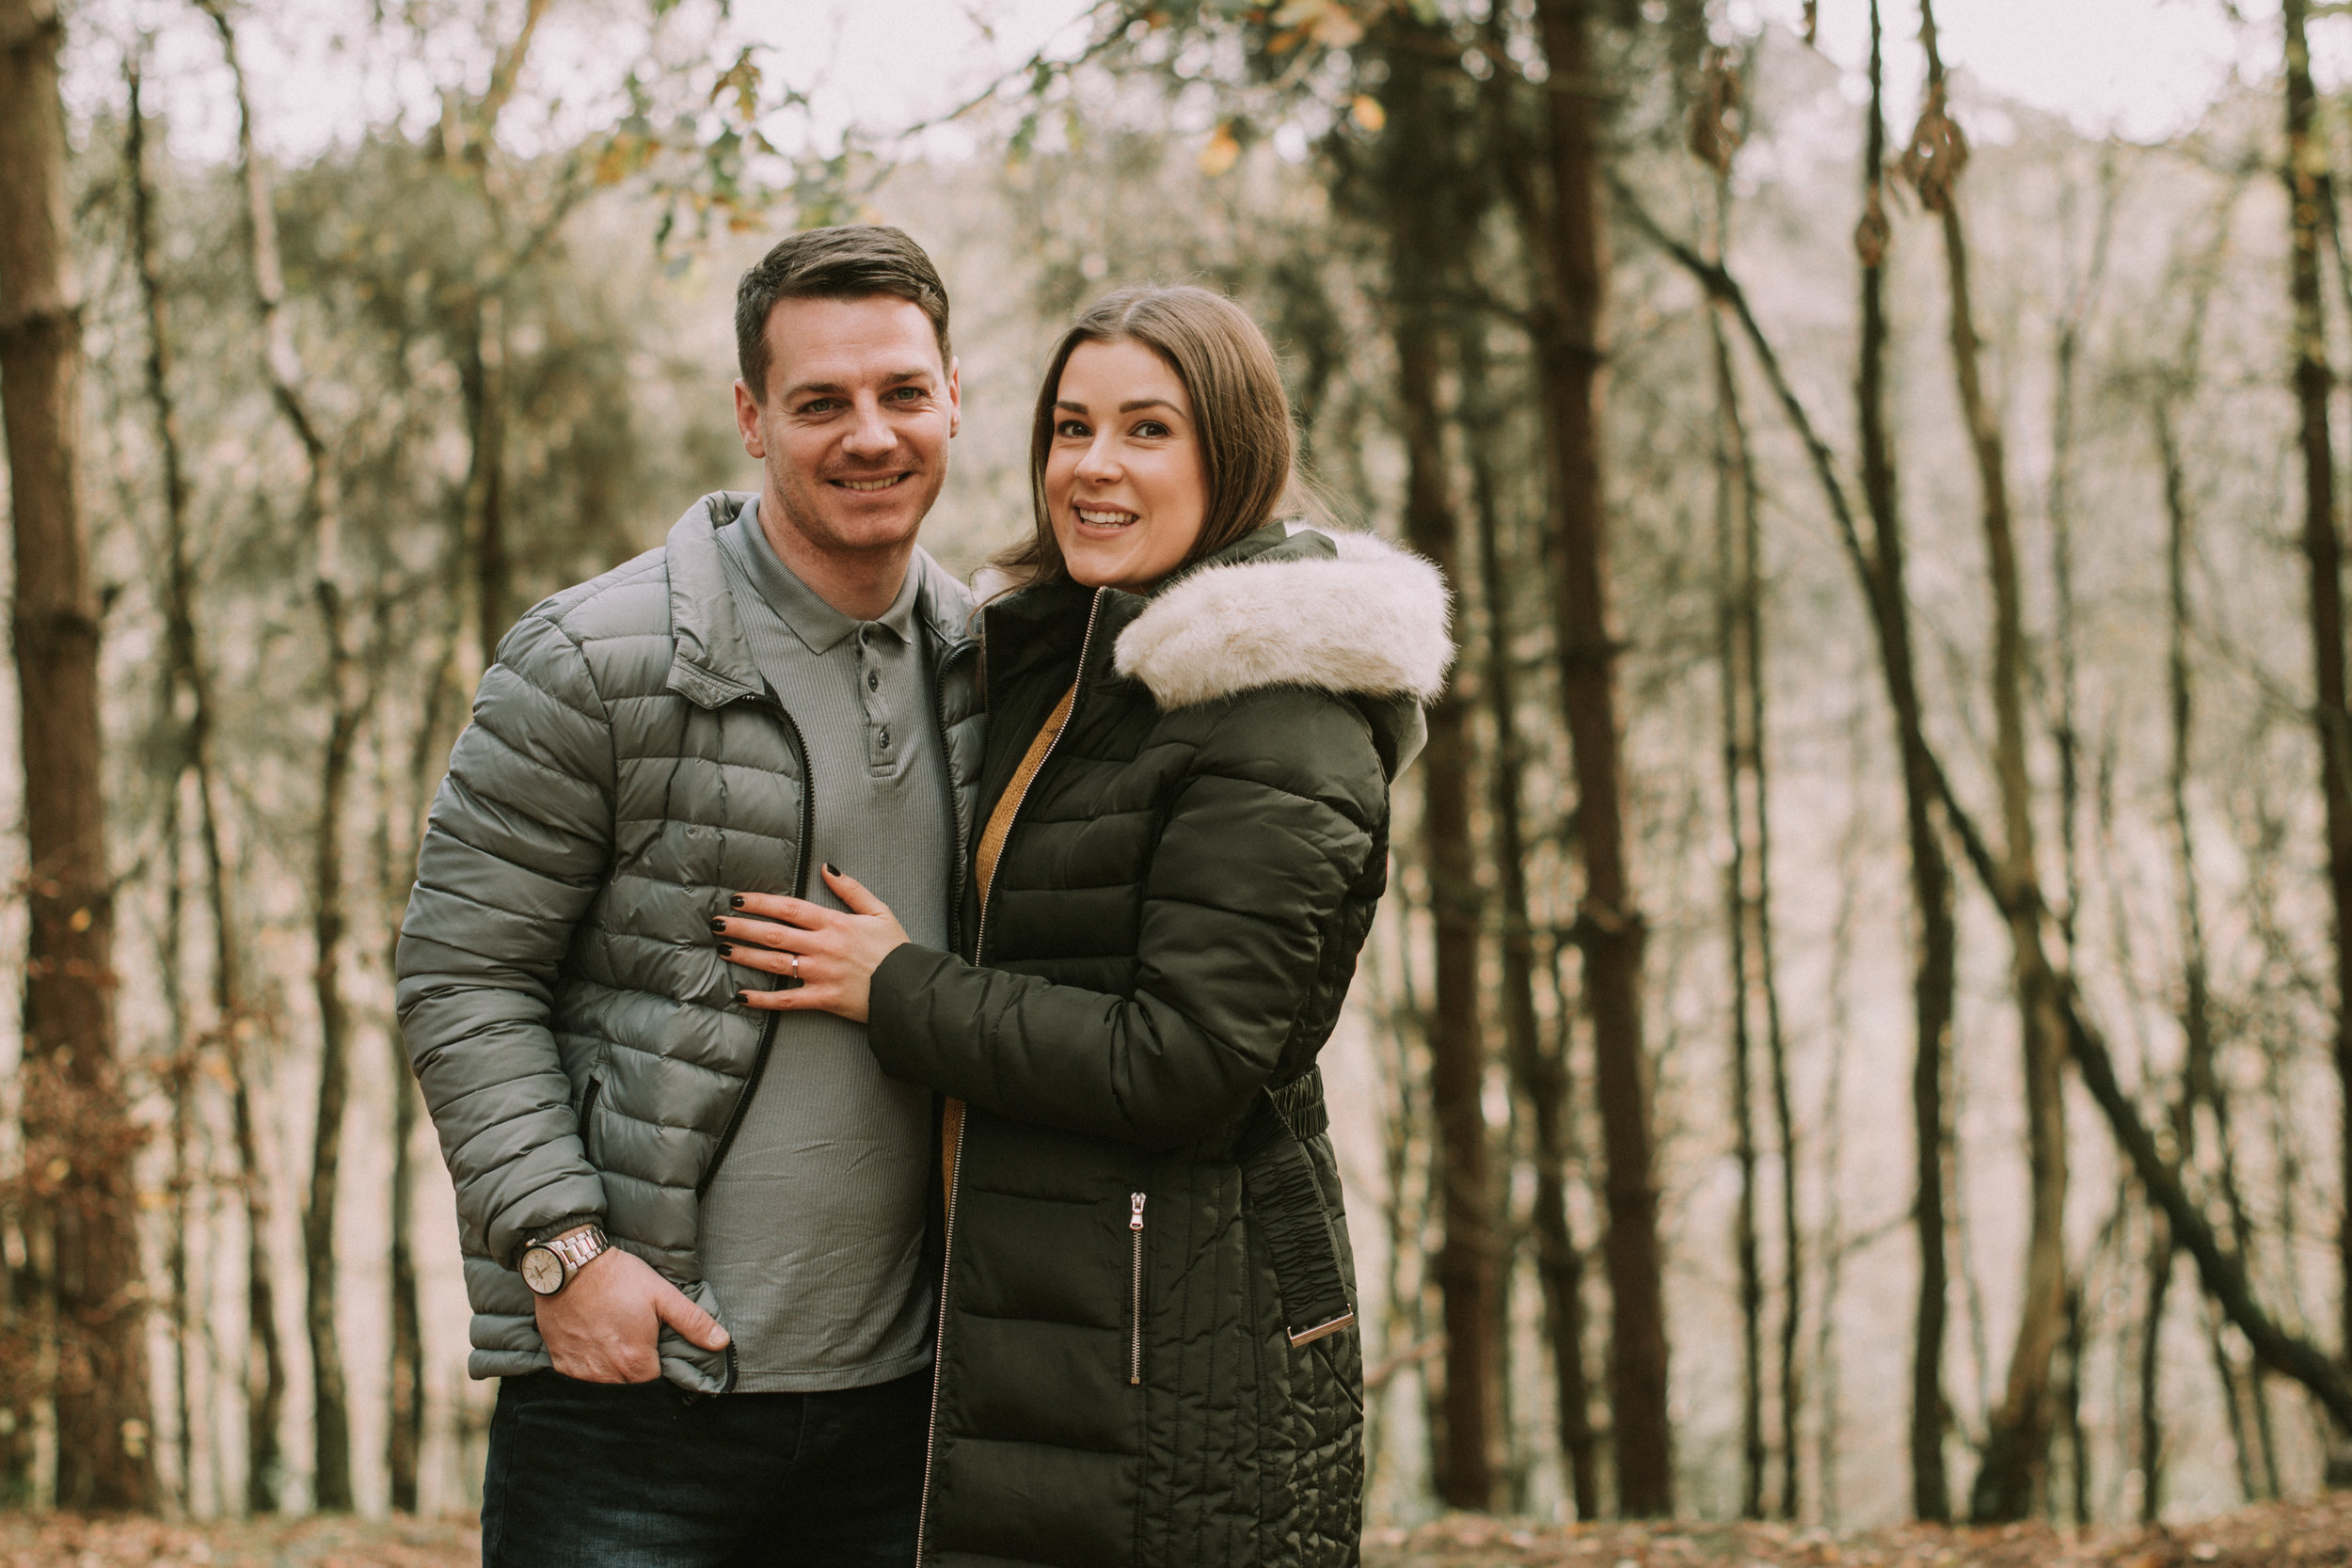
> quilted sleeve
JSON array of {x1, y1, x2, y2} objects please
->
[
  {"x1": 394, "y1": 610, "x2": 617, "y2": 1265},
  {"x1": 868, "y1": 687, "x2": 1385, "y2": 1151}
]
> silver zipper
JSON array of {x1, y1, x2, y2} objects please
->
[
  {"x1": 915, "y1": 587, "x2": 1106, "y2": 1564},
  {"x1": 1129, "y1": 1192, "x2": 1147, "y2": 1386}
]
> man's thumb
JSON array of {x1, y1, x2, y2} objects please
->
[{"x1": 655, "y1": 1286, "x2": 732, "y2": 1351}]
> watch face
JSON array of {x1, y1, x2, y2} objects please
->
[{"x1": 520, "y1": 1246, "x2": 565, "y2": 1295}]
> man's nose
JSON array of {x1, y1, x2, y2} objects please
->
[{"x1": 841, "y1": 397, "x2": 899, "y2": 457}]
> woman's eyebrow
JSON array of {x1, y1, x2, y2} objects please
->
[{"x1": 1119, "y1": 398, "x2": 1180, "y2": 413}]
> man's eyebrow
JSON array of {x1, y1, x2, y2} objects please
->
[{"x1": 784, "y1": 369, "x2": 936, "y2": 401}]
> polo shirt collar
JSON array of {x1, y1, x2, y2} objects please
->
[{"x1": 729, "y1": 497, "x2": 921, "y2": 655}]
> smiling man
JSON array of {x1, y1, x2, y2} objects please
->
[{"x1": 396, "y1": 226, "x2": 984, "y2": 1567}]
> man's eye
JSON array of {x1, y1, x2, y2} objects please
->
[
  {"x1": 889, "y1": 386, "x2": 926, "y2": 402},
  {"x1": 800, "y1": 399, "x2": 837, "y2": 415}
]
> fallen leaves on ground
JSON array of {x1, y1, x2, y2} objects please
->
[
  {"x1": 1366, "y1": 1495, "x2": 2352, "y2": 1567},
  {"x1": 2, "y1": 1496, "x2": 2346, "y2": 1566},
  {"x1": 0, "y1": 1513, "x2": 477, "y2": 1567}
]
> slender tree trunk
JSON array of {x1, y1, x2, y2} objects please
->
[
  {"x1": 2280, "y1": 0, "x2": 2352, "y2": 1384},
  {"x1": 1460, "y1": 317, "x2": 1600, "y2": 1521},
  {"x1": 1849, "y1": 1, "x2": 1957, "y2": 1521},
  {"x1": 1528, "y1": 0, "x2": 1671, "y2": 1513},
  {"x1": 462, "y1": 295, "x2": 511, "y2": 665},
  {"x1": 385, "y1": 628, "x2": 458, "y2": 1513},
  {"x1": 126, "y1": 57, "x2": 204, "y2": 1513},
  {"x1": 0, "y1": 0, "x2": 155, "y2": 1512},
  {"x1": 1371, "y1": 19, "x2": 1499, "y2": 1507},
  {"x1": 205, "y1": 1, "x2": 364, "y2": 1508},
  {"x1": 1713, "y1": 295, "x2": 1768, "y2": 1526},
  {"x1": 1898, "y1": 4, "x2": 2068, "y2": 1522}
]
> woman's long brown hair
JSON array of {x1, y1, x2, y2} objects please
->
[{"x1": 992, "y1": 285, "x2": 1302, "y2": 590}]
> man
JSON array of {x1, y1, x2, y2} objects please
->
[{"x1": 396, "y1": 225, "x2": 984, "y2": 1567}]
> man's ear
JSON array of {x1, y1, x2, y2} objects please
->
[
  {"x1": 945, "y1": 356, "x2": 961, "y2": 439},
  {"x1": 733, "y1": 379, "x2": 766, "y2": 459}
]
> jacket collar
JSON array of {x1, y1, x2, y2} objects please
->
[{"x1": 663, "y1": 491, "x2": 976, "y2": 710}]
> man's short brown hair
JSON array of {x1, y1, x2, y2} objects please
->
[{"x1": 735, "y1": 225, "x2": 952, "y2": 402}]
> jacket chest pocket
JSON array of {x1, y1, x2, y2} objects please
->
[{"x1": 575, "y1": 1075, "x2": 604, "y2": 1167}]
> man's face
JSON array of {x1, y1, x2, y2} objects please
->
[{"x1": 733, "y1": 294, "x2": 959, "y2": 560}]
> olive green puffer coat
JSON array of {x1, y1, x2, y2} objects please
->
[{"x1": 867, "y1": 523, "x2": 1450, "y2": 1568}]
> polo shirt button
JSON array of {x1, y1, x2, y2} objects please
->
[{"x1": 868, "y1": 670, "x2": 879, "y2": 690}]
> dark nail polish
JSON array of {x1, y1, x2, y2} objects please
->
[
  {"x1": 729, "y1": 895, "x2": 745, "y2": 909},
  {"x1": 733, "y1": 990, "x2": 750, "y2": 1006},
  {"x1": 716, "y1": 942, "x2": 734, "y2": 958},
  {"x1": 708, "y1": 918, "x2": 726, "y2": 934},
  {"x1": 823, "y1": 863, "x2": 840, "y2": 877}
]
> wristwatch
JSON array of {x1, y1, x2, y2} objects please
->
[{"x1": 519, "y1": 1224, "x2": 611, "y2": 1296}]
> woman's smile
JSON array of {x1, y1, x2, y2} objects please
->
[{"x1": 1044, "y1": 337, "x2": 1209, "y2": 591}]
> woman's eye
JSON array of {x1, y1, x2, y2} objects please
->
[
  {"x1": 1133, "y1": 420, "x2": 1170, "y2": 438},
  {"x1": 1056, "y1": 419, "x2": 1091, "y2": 438}
]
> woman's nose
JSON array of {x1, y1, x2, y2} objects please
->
[{"x1": 1075, "y1": 436, "x2": 1120, "y2": 483}]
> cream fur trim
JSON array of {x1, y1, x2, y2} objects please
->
[{"x1": 1112, "y1": 531, "x2": 1454, "y2": 709}]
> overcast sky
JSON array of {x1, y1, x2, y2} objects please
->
[{"x1": 67, "y1": 0, "x2": 2337, "y2": 168}]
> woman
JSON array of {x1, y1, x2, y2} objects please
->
[{"x1": 715, "y1": 286, "x2": 1449, "y2": 1567}]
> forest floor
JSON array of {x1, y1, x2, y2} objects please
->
[{"x1": 2, "y1": 1496, "x2": 2348, "y2": 1565}]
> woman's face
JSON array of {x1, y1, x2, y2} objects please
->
[{"x1": 1044, "y1": 338, "x2": 1208, "y2": 593}]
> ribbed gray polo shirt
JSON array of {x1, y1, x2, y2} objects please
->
[{"x1": 698, "y1": 500, "x2": 953, "y2": 1392}]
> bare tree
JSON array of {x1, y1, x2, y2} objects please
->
[
  {"x1": 204, "y1": 0, "x2": 373, "y2": 1509},
  {"x1": 2276, "y1": 0, "x2": 2352, "y2": 1381},
  {"x1": 1371, "y1": 13, "x2": 1500, "y2": 1503},
  {"x1": 0, "y1": 0, "x2": 155, "y2": 1512},
  {"x1": 1526, "y1": 0, "x2": 1672, "y2": 1512},
  {"x1": 1897, "y1": 1, "x2": 2071, "y2": 1522}
]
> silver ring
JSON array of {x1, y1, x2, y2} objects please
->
[{"x1": 790, "y1": 953, "x2": 801, "y2": 981}]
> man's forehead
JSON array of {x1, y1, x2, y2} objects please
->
[{"x1": 763, "y1": 294, "x2": 945, "y2": 385}]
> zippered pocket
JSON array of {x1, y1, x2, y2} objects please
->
[
  {"x1": 1128, "y1": 1192, "x2": 1147, "y2": 1386},
  {"x1": 577, "y1": 1077, "x2": 603, "y2": 1165}
]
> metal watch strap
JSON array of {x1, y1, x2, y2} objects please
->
[{"x1": 544, "y1": 1225, "x2": 608, "y2": 1279}]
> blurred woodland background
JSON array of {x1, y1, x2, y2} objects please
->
[{"x1": 6, "y1": 0, "x2": 2352, "y2": 1543}]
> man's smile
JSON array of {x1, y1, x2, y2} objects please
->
[{"x1": 832, "y1": 473, "x2": 912, "y2": 492}]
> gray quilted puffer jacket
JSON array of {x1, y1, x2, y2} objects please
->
[{"x1": 394, "y1": 491, "x2": 984, "y2": 1392}]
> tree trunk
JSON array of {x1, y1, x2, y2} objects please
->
[
  {"x1": 127, "y1": 57, "x2": 202, "y2": 1513},
  {"x1": 205, "y1": 0, "x2": 364, "y2": 1509},
  {"x1": 0, "y1": 0, "x2": 155, "y2": 1513},
  {"x1": 1380, "y1": 44, "x2": 1498, "y2": 1499},
  {"x1": 1460, "y1": 315, "x2": 1600, "y2": 1522},
  {"x1": 1714, "y1": 294, "x2": 1768, "y2": 1525},
  {"x1": 1899, "y1": 3, "x2": 2068, "y2": 1522},
  {"x1": 384, "y1": 629, "x2": 458, "y2": 1513},
  {"x1": 1527, "y1": 0, "x2": 1672, "y2": 1513},
  {"x1": 1852, "y1": 2, "x2": 1958, "y2": 1521},
  {"x1": 2280, "y1": 0, "x2": 2352, "y2": 1382}
]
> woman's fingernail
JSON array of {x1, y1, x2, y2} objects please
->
[
  {"x1": 823, "y1": 863, "x2": 841, "y2": 877},
  {"x1": 733, "y1": 990, "x2": 750, "y2": 1006},
  {"x1": 729, "y1": 895, "x2": 745, "y2": 909},
  {"x1": 716, "y1": 942, "x2": 734, "y2": 958},
  {"x1": 708, "y1": 918, "x2": 726, "y2": 934}
]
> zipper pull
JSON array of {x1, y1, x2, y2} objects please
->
[{"x1": 1130, "y1": 1193, "x2": 1146, "y2": 1230}]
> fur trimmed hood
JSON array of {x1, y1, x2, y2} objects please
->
[{"x1": 1111, "y1": 529, "x2": 1454, "y2": 711}]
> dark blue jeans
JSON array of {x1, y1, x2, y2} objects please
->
[{"x1": 480, "y1": 1366, "x2": 930, "y2": 1567}]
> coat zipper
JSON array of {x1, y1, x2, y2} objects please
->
[
  {"x1": 915, "y1": 588, "x2": 1106, "y2": 1565},
  {"x1": 1129, "y1": 1192, "x2": 1147, "y2": 1386},
  {"x1": 699, "y1": 690, "x2": 815, "y2": 1198}
]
